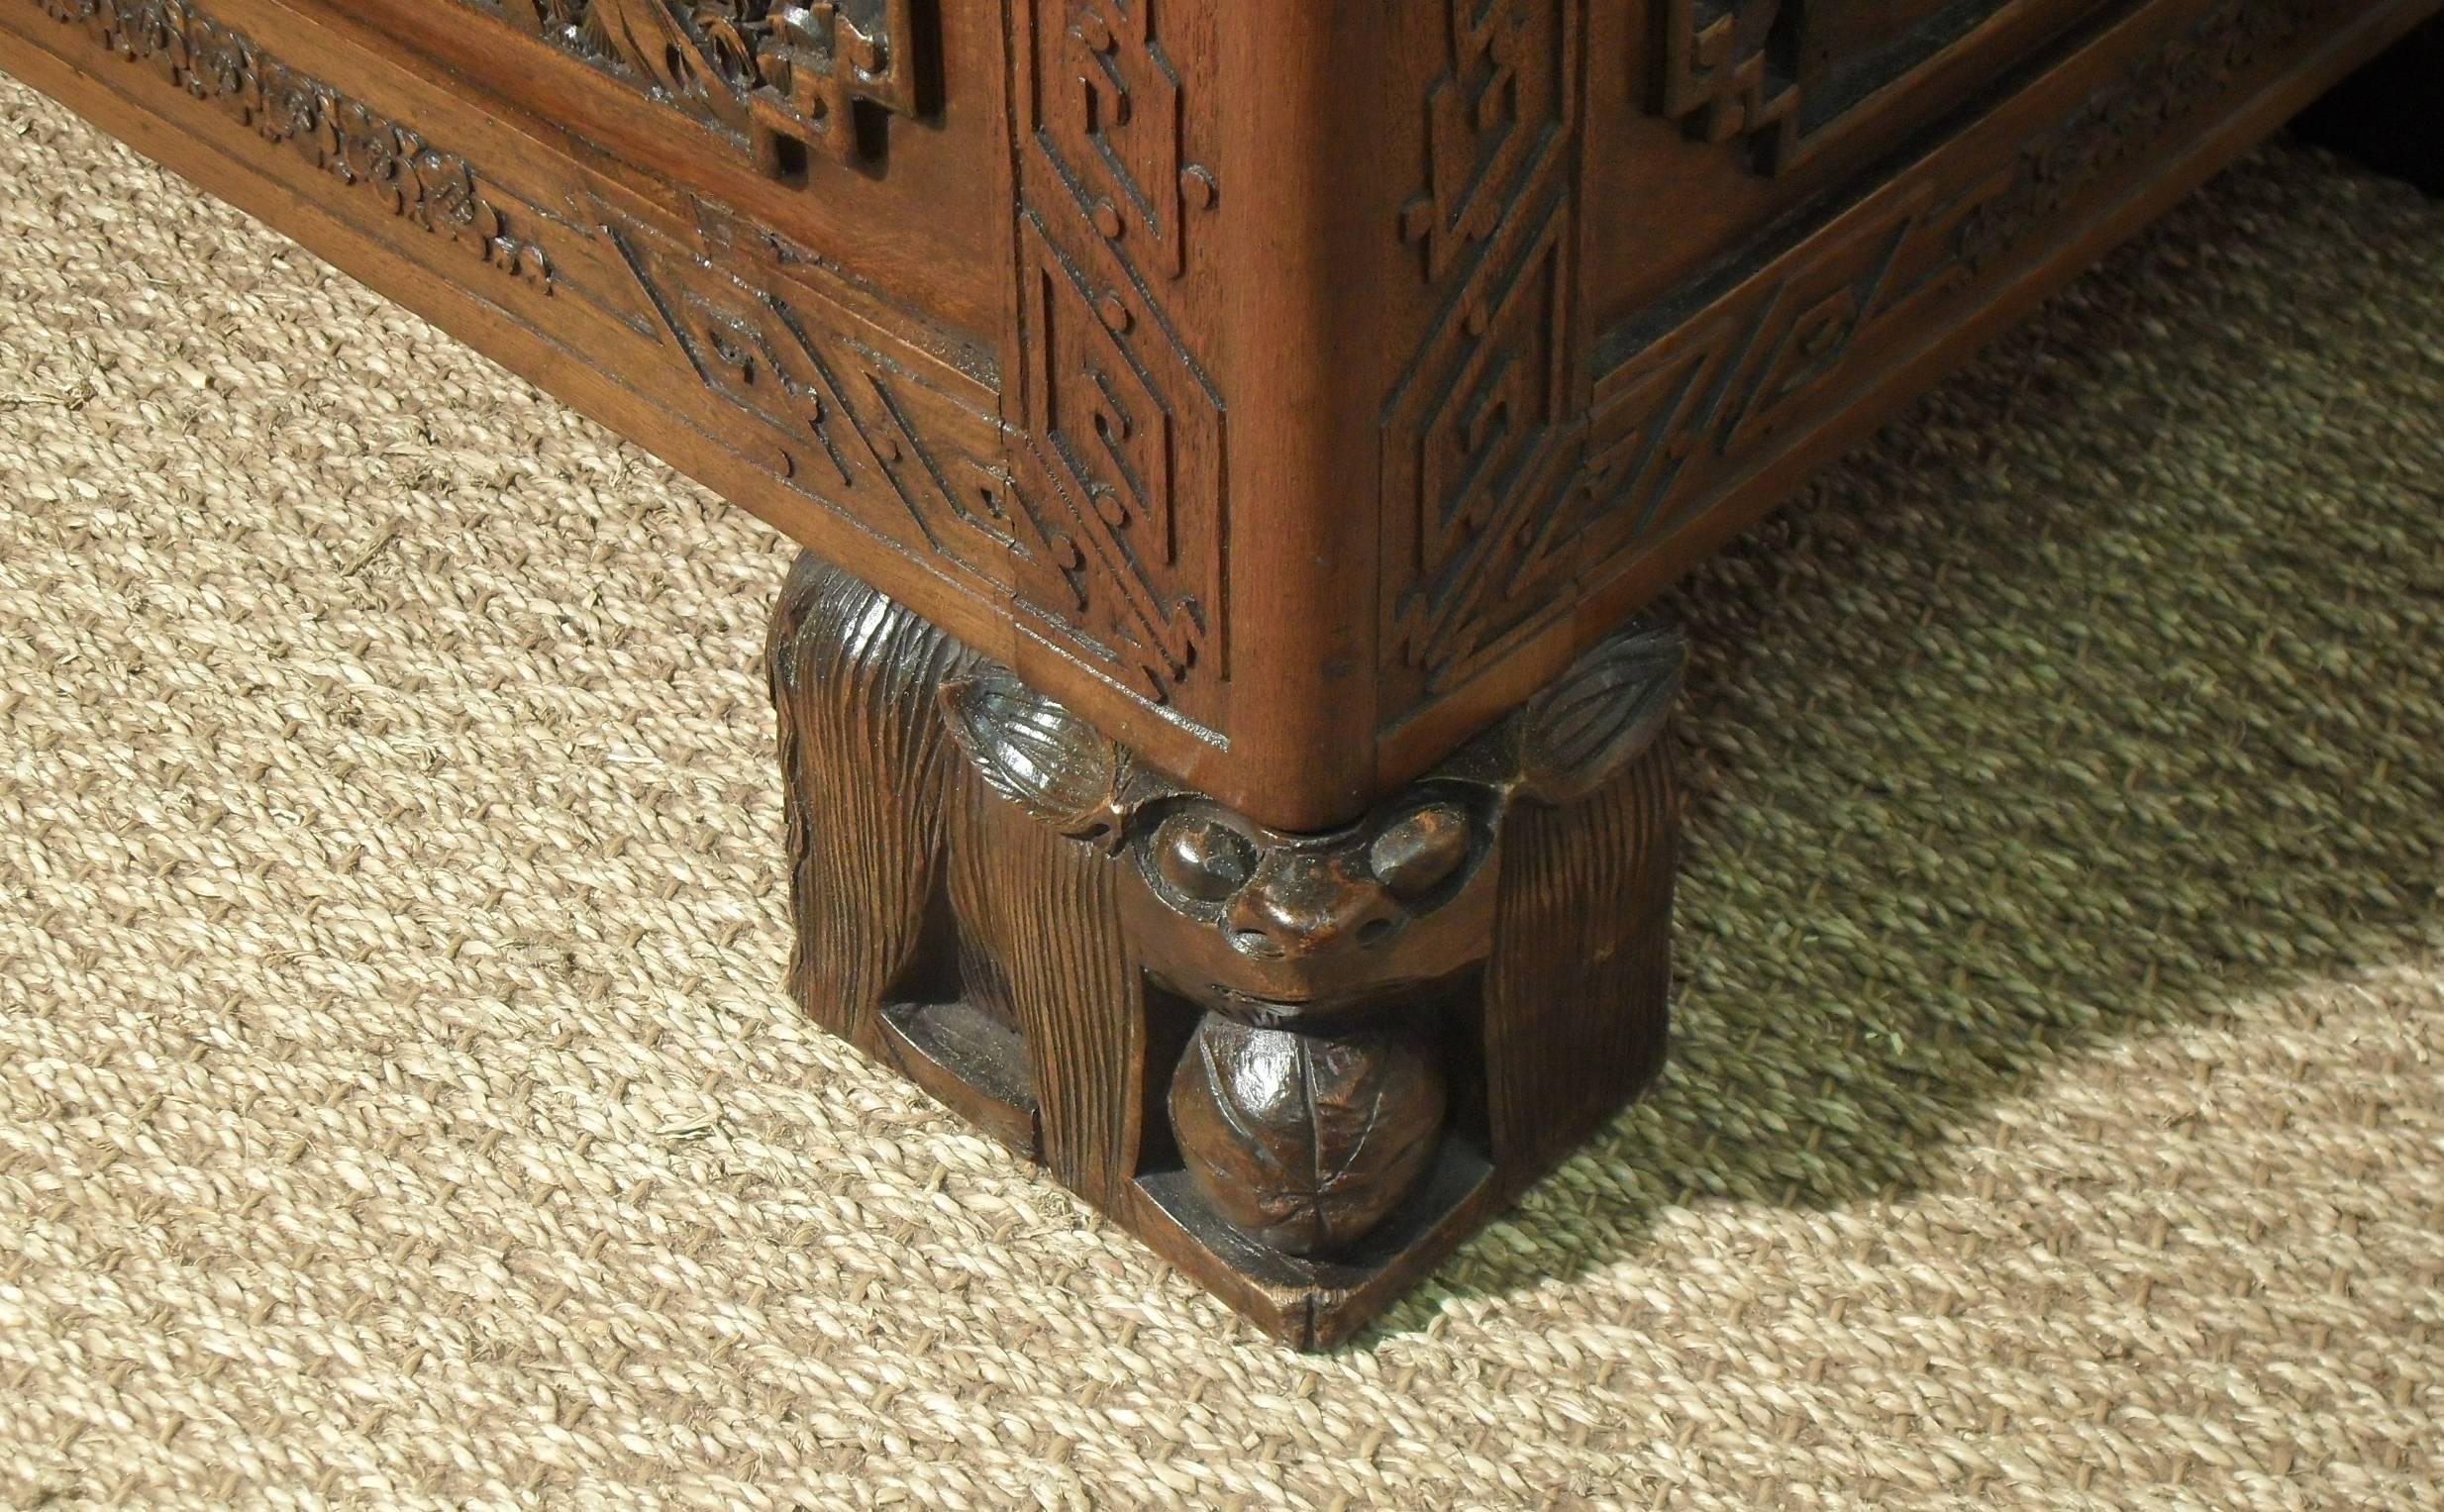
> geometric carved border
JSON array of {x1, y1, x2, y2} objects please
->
[
  {"x1": 1381, "y1": 0, "x2": 1585, "y2": 703},
  {"x1": 597, "y1": 199, "x2": 1024, "y2": 602},
  {"x1": 1599, "y1": 0, "x2": 2349, "y2": 554},
  {"x1": 1005, "y1": 0, "x2": 1225, "y2": 711},
  {"x1": 1644, "y1": 1, "x2": 2035, "y2": 177},
  {"x1": 1386, "y1": 0, "x2": 2353, "y2": 724},
  {"x1": 594, "y1": 187, "x2": 1229, "y2": 719}
]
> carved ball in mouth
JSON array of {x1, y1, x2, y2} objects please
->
[{"x1": 1170, "y1": 1015, "x2": 1449, "y2": 1259}]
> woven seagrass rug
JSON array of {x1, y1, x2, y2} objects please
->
[{"x1": 3, "y1": 72, "x2": 2440, "y2": 1510}]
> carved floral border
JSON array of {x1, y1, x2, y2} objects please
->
[{"x1": 34, "y1": 0, "x2": 554, "y2": 288}]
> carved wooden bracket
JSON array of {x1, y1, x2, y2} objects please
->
[{"x1": 769, "y1": 552, "x2": 1683, "y2": 1343}]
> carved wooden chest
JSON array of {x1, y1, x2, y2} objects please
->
[{"x1": 7, "y1": 0, "x2": 2433, "y2": 1346}]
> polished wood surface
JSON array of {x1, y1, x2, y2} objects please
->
[{"x1": 6, "y1": 0, "x2": 2437, "y2": 1344}]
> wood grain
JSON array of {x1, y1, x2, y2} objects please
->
[
  {"x1": 954, "y1": 789, "x2": 1145, "y2": 1209},
  {"x1": 1487, "y1": 740, "x2": 1678, "y2": 1171},
  {"x1": 765, "y1": 552, "x2": 975, "y2": 1056}
]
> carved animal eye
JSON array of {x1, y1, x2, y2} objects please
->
[
  {"x1": 1151, "y1": 813, "x2": 1257, "y2": 903},
  {"x1": 1368, "y1": 804, "x2": 1470, "y2": 899}
]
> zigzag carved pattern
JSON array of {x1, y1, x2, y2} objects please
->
[
  {"x1": 597, "y1": 201, "x2": 1024, "y2": 602},
  {"x1": 1575, "y1": 0, "x2": 2347, "y2": 626},
  {"x1": 595, "y1": 190, "x2": 1234, "y2": 717}
]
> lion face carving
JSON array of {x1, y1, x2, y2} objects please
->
[
  {"x1": 939, "y1": 621, "x2": 1686, "y2": 1030},
  {"x1": 1100, "y1": 782, "x2": 1502, "y2": 1027}
]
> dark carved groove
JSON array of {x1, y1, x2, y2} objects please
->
[
  {"x1": 1648, "y1": 1, "x2": 2044, "y2": 175},
  {"x1": 1652, "y1": 0, "x2": 1800, "y2": 167}
]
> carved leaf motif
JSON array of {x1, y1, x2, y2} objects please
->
[
  {"x1": 454, "y1": 0, "x2": 918, "y2": 167},
  {"x1": 1169, "y1": 1016, "x2": 1448, "y2": 1258},
  {"x1": 586, "y1": 0, "x2": 722, "y2": 105},
  {"x1": 938, "y1": 662, "x2": 1125, "y2": 842},
  {"x1": 1515, "y1": 618, "x2": 1685, "y2": 804}
]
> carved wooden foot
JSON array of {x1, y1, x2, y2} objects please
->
[
  {"x1": 2293, "y1": 16, "x2": 2444, "y2": 195},
  {"x1": 767, "y1": 551, "x2": 1683, "y2": 1348}
]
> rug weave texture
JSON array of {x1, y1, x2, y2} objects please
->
[{"x1": 2, "y1": 73, "x2": 2441, "y2": 1511}]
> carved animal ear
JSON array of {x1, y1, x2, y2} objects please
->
[
  {"x1": 939, "y1": 662, "x2": 1128, "y2": 842},
  {"x1": 1513, "y1": 619, "x2": 1686, "y2": 804}
]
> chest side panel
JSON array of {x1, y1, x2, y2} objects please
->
[{"x1": 1366, "y1": 0, "x2": 2435, "y2": 779}]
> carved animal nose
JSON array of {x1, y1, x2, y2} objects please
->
[{"x1": 1227, "y1": 856, "x2": 1398, "y2": 959}]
